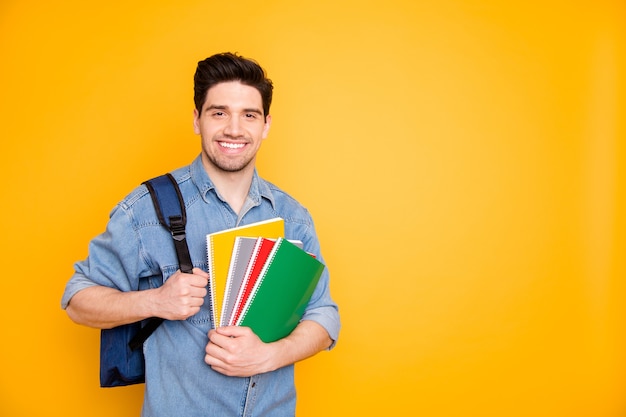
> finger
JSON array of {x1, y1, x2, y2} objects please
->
[
  {"x1": 186, "y1": 296, "x2": 205, "y2": 309},
  {"x1": 204, "y1": 350, "x2": 228, "y2": 372},
  {"x1": 207, "y1": 330, "x2": 232, "y2": 349},
  {"x1": 215, "y1": 325, "x2": 250, "y2": 338},
  {"x1": 176, "y1": 267, "x2": 209, "y2": 280},
  {"x1": 179, "y1": 273, "x2": 210, "y2": 288},
  {"x1": 187, "y1": 286, "x2": 208, "y2": 298},
  {"x1": 192, "y1": 267, "x2": 210, "y2": 279}
]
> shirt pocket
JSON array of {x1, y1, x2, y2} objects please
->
[
  {"x1": 186, "y1": 302, "x2": 213, "y2": 332},
  {"x1": 158, "y1": 265, "x2": 213, "y2": 331}
]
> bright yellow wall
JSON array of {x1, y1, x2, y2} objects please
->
[{"x1": 1, "y1": 1, "x2": 624, "y2": 416}]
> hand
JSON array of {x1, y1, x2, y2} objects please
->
[
  {"x1": 205, "y1": 326, "x2": 275, "y2": 377},
  {"x1": 153, "y1": 268, "x2": 209, "y2": 320}
]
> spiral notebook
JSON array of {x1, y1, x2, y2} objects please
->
[
  {"x1": 235, "y1": 237, "x2": 325, "y2": 343},
  {"x1": 206, "y1": 218, "x2": 284, "y2": 328},
  {"x1": 225, "y1": 237, "x2": 306, "y2": 327},
  {"x1": 222, "y1": 237, "x2": 259, "y2": 327},
  {"x1": 226, "y1": 237, "x2": 276, "y2": 327}
]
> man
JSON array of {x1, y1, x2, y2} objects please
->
[{"x1": 61, "y1": 52, "x2": 340, "y2": 416}]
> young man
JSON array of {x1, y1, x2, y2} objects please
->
[{"x1": 61, "y1": 52, "x2": 340, "y2": 416}]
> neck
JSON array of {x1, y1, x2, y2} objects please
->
[{"x1": 201, "y1": 156, "x2": 255, "y2": 215}]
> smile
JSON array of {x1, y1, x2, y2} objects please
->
[{"x1": 219, "y1": 142, "x2": 246, "y2": 149}]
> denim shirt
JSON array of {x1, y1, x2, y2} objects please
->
[{"x1": 61, "y1": 155, "x2": 340, "y2": 417}]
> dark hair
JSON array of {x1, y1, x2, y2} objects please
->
[{"x1": 194, "y1": 52, "x2": 273, "y2": 119}]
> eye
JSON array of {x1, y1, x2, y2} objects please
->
[{"x1": 245, "y1": 113, "x2": 257, "y2": 119}]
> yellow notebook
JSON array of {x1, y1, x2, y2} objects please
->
[{"x1": 206, "y1": 218, "x2": 284, "y2": 327}]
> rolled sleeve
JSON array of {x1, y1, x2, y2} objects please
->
[
  {"x1": 60, "y1": 203, "x2": 148, "y2": 310},
  {"x1": 60, "y1": 269, "x2": 99, "y2": 309},
  {"x1": 288, "y1": 216, "x2": 341, "y2": 350},
  {"x1": 301, "y1": 305, "x2": 341, "y2": 349}
]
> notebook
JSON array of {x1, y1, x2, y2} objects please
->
[
  {"x1": 206, "y1": 218, "x2": 284, "y2": 328},
  {"x1": 236, "y1": 237, "x2": 325, "y2": 342},
  {"x1": 222, "y1": 237, "x2": 258, "y2": 327},
  {"x1": 229, "y1": 237, "x2": 276, "y2": 327}
]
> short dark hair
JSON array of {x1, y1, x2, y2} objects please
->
[{"x1": 194, "y1": 52, "x2": 273, "y2": 119}]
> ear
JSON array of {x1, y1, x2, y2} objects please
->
[
  {"x1": 193, "y1": 108, "x2": 200, "y2": 135},
  {"x1": 262, "y1": 114, "x2": 272, "y2": 139}
]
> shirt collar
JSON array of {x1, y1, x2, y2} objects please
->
[{"x1": 190, "y1": 154, "x2": 276, "y2": 210}]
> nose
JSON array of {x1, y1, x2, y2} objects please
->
[{"x1": 223, "y1": 116, "x2": 242, "y2": 138}]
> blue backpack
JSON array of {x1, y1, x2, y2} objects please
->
[{"x1": 99, "y1": 173, "x2": 193, "y2": 387}]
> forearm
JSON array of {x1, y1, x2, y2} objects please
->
[
  {"x1": 65, "y1": 285, "x2": 156, "y2": 329},
  {"x1": 269, "y1": 320, "x2": 332, "y2": 370}
]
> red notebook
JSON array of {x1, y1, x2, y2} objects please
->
[{"x1": 229, "y1": 238, "x2": 276, "y2": 326}]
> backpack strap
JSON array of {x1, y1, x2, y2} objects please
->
[
  {"x1": 143, "y1": 174, "x2": 193, "y2": 274},
  {"x1": 128, "y1": 173, "x2": 193, "y2": 351}
]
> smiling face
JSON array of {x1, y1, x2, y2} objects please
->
[{"x1": 194, "y1": 81, "x2": 271, "y2": 176}]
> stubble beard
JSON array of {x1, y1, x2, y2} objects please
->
[
  {"x1": 206, "y1": 152, "x2": 253, "y2": 173},
  {"x1": 203, "y1": 137, "x2": 255, "y2": 173}
]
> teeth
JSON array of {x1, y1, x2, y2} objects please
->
[{"x1": 220, "y1": 142, "x2": 245, "y2": 149}]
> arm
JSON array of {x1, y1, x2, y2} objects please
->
[
  {"x1": 63, "y1": 194, "x2": 210, "y2": 329},
  {"x1": 204, "y1": 320, "x2": 331, "y2": 377},
  {"x1": 66, "y1": 268, "x2": 209, "y2": 329}
]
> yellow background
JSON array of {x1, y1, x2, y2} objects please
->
[{"x1": 1, "y1": 1, "x2": 624, "y2": 416}]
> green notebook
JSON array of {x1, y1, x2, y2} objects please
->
[{"x1": 237, "y1": 237, "x2": 325, "y2": 343}]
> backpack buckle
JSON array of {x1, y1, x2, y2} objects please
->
[{"x1": 169, "y1": 215, "x2": 186, "y2": 242}]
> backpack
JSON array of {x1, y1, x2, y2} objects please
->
[{"x1": 99, "y1": 173, "x2": 193, "y2": 387}]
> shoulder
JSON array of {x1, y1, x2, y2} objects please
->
[
  {"x1": 260, "y1": 177, "x2": 308, "y2": 212},
  {"x1": 257, "y1": 177, "x2": 323, "y2": 252},
  {"x1": 259, "y1": 177, "x2": 313, "y2": 225},
  {"x1": 115, "y1": 165, "x2": 195, "y2": 224}
]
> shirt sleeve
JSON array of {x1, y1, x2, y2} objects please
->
[
  {"x1": 289, "y1": 214, "x2": 341, "y2": 349},
  {"x1": 61, "y1": 203, "x2": 149, "y2": 309}
]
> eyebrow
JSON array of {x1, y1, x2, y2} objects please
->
[{"x1": 205, "y1": 104, "x2": 263, "y2": 116}]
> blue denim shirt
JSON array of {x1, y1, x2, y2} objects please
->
[{"x1": 61, "y1": 155, "x2": 340, "y2": 417}]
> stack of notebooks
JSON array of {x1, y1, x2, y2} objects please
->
[{"x1": 206, "y1": 218, "x2": 325, "y2": 343}]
